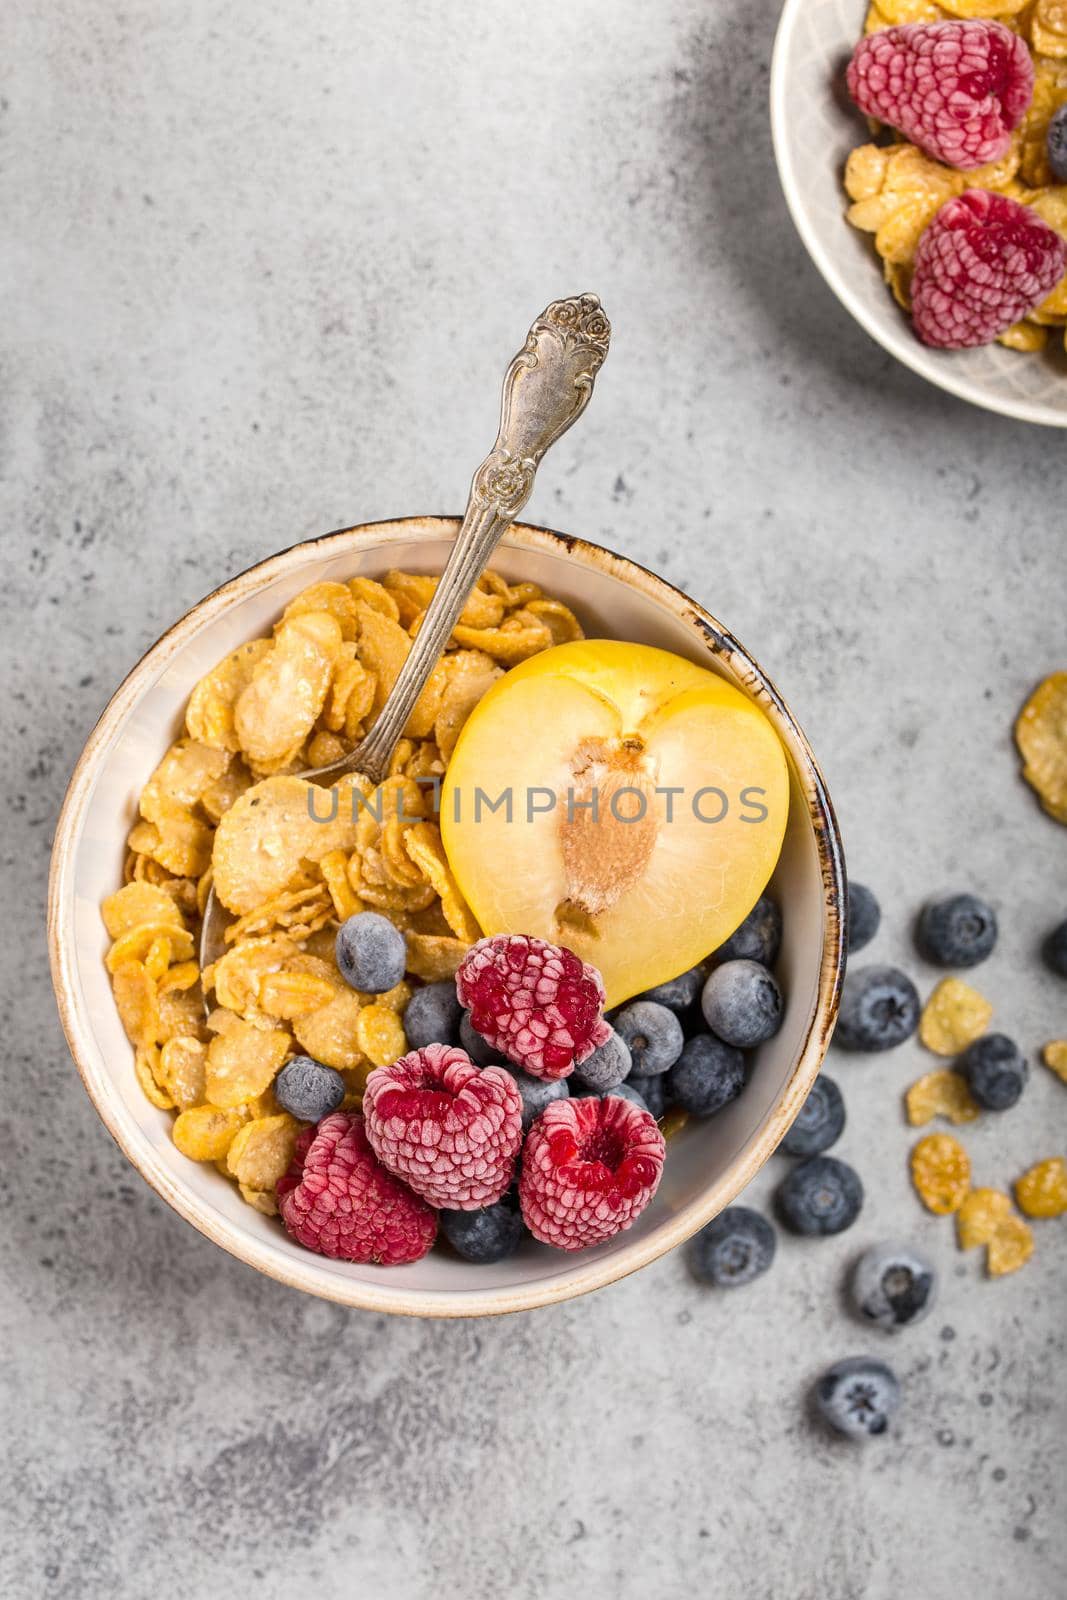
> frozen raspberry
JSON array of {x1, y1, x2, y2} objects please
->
[
  {"x1": 519, "y1": 1095, "x2": 666, "y2": 1251},
  {"x1": 276, "y1": 1111, "x2": 436, "y2": 1265},
  {"x1": 911, "y1": 190, "x2": 1066, "y2": 349},
  {"x1": 362, "y1": 1042, "x2": 523, "y2": 1210},
  {"x1": 456, "y1": 934, "x2": 612, "y2": 1081},
  {"x1": 846, "y1": 21, "x2": 1033, "y2": 171}
]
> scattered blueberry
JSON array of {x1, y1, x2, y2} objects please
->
[
  {"x1": 780, "y1": 1074, "x2": 845, "y2": 1157},
  {"x1": 1048, "y1": 104, "x2": 1067, "y2": 184},
  {"x1": 335, "y1": 911, "x2": 407, "y2": 993},
  {"x1": 834, "y1": 965, "x2": 919, "y2": 1052},
  {"x1": 688, "y1": 1206, "x2": 776, "y2": 1288},
  {"x1": 573, "y1": 1029, "x2": 632, "y2": 1092},
  {"x1": 850, "y1": 1241, "x2": 937, "y2": 1333},
  {"x1": 614, "y1": 1000, "x2": 684, "y2": 1076},
  {"x1": 917, "y1": 893, "x2": 997, "y2": 969},
  {"x1": 571, "y1": 1080, "x2": 653, "y2": 1114},
  {"x1": 776, "y1": 1155, "x2": 863, "y2": 1235},
  {"x1": 958, "y1": 1033, "x2": 1028, "y2": 1111},
  {"x1": 714, "y1": 894, "x2": 782, "y2": 967},
  {"x1": 403, "y1": 980, "x2": 462, "y2": 1049},
  {"x1": 504, "y1": 1064, "x2": 570, "y2": 1130},
  {"x1": 847, "y1": 882, "x2": 880, "y2": 954},
  {"x1": 625, "y1": 1074, "x2": 666, "y2": 1118},
  {"x1": 813, "y1": 1357, "x2": 900, "y2": 1439},
  {"x1": 666, "y1": 1034, "x2": 745, "y2": 1117},
  {"x1": 636, "y1": 964, "x2": 706, "y2": 1013},
  {"x1": 274, "y1": 1056, "x2": 345, "y2": 1123},
  {"x1": 701, "y1": 960, "x2": 783, "y2": 1049},
  {"x1": 440, "y1": 1197, "x2": 524, "y2": 1263},
  {"x1": 459, "y1": 1011, "x2": 501, "y2": 1066},
  {"x1": 1043, "y1": 918, "x2": 1067, "y2": 979}
]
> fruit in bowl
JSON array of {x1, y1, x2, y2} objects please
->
[{"x1": 48, "y1": 518, "x2": 844, "y2": 1315}]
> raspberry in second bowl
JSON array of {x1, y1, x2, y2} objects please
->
[
  {"x1": 276, "y1": 1111, "x2": 437, "y2": 1265},
  {"x1": 519, "y1": 1095, "x2": 666, "y2": 1250},
  {"x1": 456, "y1": 933, "x2": 612, "y2": 1081},
  {"x1": 363, "y1": 1042, "x2": 523, "y2": 1210}
]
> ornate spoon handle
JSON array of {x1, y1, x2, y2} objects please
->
[{"x1": 348, "y1": 294, "x2": 611, "y2": 784}]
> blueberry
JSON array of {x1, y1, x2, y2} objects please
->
[
  {"x1": 813, "y1": 1357, "x2": 900, "y2": 1439},
  {"x1": 572, "y1": 1079, "x2": 655, "y2": 1115},
  {"x1": 440, "y1": 1197, "x2": 524, "y2": 1263},
  {"x1": 274, "y1": 1056, "x2": 345, "y2": 1123},
  {"x1": 666, "y1": 1034, "x2": 745, "y2": 1117},
  {"x1": 459, "y1": 1011, "x2": 501, "y2": 1066},
  {"x1": 572, "y1": 1029, "x2": 632, "y2": 1092},
  {"x1": 403, "y1": 981, "x2": 462, "y2": 1049},
  {"x1": 1048, "y1": 104, "x2": 1067, "y2": 184},
  {"x1": 834, "y1": 965, "x2": 919, "y2": 1052},
  {"x1": 636, "y1": 964, "x2": 707, "y2": 1014},
  {"x1": 625, "y1": 1074, "x2": 665, "y2": 1118},
  {"x1": 614, "y1": 1000, "x2": 684, "y2": 1076},
  {"x1": 701, "y1": 960, "x2": 783, "y2": 1049},
  {"x1": 335, "y1": 911, "x2": 406, "y2": 993},
  {"x1": 780, "y1": 1074, "x2": 845, "y2": 1156},
  {"x1": 503, "y1": 1065, "x2": 569, "y2": 1130},
  {"x1": 1043, "y1": 918, "x2": 1067, "y2": 979},
  {"x1": 958, "y1": 1033, "x2": 1028, "y2": 1111},
  {"x1": 847, "y1": 882, "x2": 880, "y2": 954},
  {"x1": 714, "y1": 894, "x2": 782, "y2": 967},
  {"x1": 850, "y1": 1241, "x2": 937, "y2": 1333},
  {"x1": 688, "y1": 1206, "x2": 776, "y2": 1289},
  {"x1": 917, "y1": 893, "x2": 997, "y2": 969},
  {"x1": 776, "y1": 1155, "x2": 863, "y2": 1235}
]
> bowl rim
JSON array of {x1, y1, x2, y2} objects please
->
[
  {"x1": 48, "y1": 515, "x2": 846, "y2": 1317},
  {"x1": 770, "y1": 0, "x2": 1067, "y2": 430}
]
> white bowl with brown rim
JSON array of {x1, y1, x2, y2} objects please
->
[{"x1": 48, "y1": 516, "x2": 846, "y2": 1317}]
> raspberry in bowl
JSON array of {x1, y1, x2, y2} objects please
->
[
  {"x1": 772, "y1": 0, "x2": 1067, "y2": 426},
  {"x1": 48, "y1": 516, "x2": 844, "y2": 1316}
]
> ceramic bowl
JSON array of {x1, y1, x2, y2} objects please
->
[
  {"x1": 48, "y1": 517, "x2": 845, "y2": 1316},
  {"x1": 771, "y1": 0, "x2": 1067, "y2": 428}
]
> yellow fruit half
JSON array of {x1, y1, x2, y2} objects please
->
[{"x1": 440, "y1": 639, "x2": 789, "y2": 1006}]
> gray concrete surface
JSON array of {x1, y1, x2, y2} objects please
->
[{"x1": 3, "y1": 1, "x2": 1066, "y2": 1595}]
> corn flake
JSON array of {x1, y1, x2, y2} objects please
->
[
  {"x1": 957, "y1": 1187, "x2": 1012, "y2": 1248},
  {"x1": 404, "y1": 932, "x2": 470, "y2": 982},
  {"x1": 173, "y1": 1104, "x2": 247, "y2": 1162},
  {"x1": 906, "y1": 1068, "x2": 981, "y2": 1126},
  {"x1": 355, "y1": 1003, "x2": 407, "y2": 1068},
  {"x1": 102, "y1": 882, "x2": 186, "y2": 940},
  {"x1": 226, "y1": 1113, "x2": 300, "y2": 1189},
  {"x1": 204, "y1": 1022, "x2": 290, "y2": 1108},
  {"x1": 911, "y1": 1132, "x2": 971, "y2": 1214},
  {"x1": 292, "y1": 986, "x2": 365, "y2": 1070},
  {"x1": 211, "y1": 774, "x2": 363, "y2": 915},
  {"x1": 234, "y1": 611, "x2": 342, "y2": 766},
  {"x1": 186, "y1": 640, "x2": 272, "y2": 752},
  {"x1": 134, "y1": 1044, "x2": 174, "y2": 1110},
  {"x1": 987, "y1": 1213, "x2": 1034, "y2": 1276},
  {"x1": 258, "y1": 970, "x2": 338, "y2": 1019},
  {"x1": 1015, "y1": 672, "x2": 1067, "y2": 825},
  {"x1": 106, "y1": 921, "x2": 195, "y2": 974},
  {"x1": 1015, "y1": 1157, "x2": 1067, "y2": 1219},
  {"x1": 112, "y1": 960, "x2": 160, "y2": 1048},
  {"x1": 1042, "y1": 1040, "x2": 1067, "y2": 1084},
  {"x1": 403, "y1": 821, "x2": 480, "y2": 940},
  {"x1": 159, "y1": 1036, "x2": 208, "y2": 1111},
  {"x1": 919, "y1": 977, "x2": 993, "y2": 1056},
  {"x1": 282, "y1": 580, "x2": 359, "y2": 641}
]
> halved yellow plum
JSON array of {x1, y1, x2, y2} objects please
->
[{"x1": 440, "y1": 639, "x2": 789, "y2": 1006}]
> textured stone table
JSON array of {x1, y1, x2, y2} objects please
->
[{"x1": 3, "y1": 1, "x2": 1065, "y2": 1595}]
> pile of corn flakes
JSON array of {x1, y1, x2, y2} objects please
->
[
  {"x1": 844, "y1": 1, "x2": 1067, "y2": 355},
  {"x1": 102, "y1": 568, "x2": 583, "y2": 1214}
]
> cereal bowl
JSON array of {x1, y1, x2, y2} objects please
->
[
  {"x1": 48, "y1": 517, "x2": 845, "y2": 1316},
  {"x1": 771, "y1": 0, "x2": 1067, "y2": 428}
]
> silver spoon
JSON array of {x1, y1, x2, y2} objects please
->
[{"x1": 200, "y1": 293, "x2": 611, "y2": 977}]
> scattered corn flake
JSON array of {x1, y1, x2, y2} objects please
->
[
  {"x1": 1015, "y1": 672, "x2": 1067, "y2": 825},
  {"x1": 200, "y1": 759, "x2": 253, "y2": 823},
  {"x1": 1042, "y1": 1040, "x2": 1067, "y2": 1084},
  {"x1": 291, "y1": 987, "x2": 366, "y2": 1071},
  {"x1": 186, "y1": 639, "x2": 273, "y2": 752},
  {"x1": 348, "y1": 575, "x2": 401, "y2": 620},
  {"x1": 403, "y1": 821, "x2": 481, "y2": 941},
  {"x1": 355, "y1": 606, "x2": 412, "y2": 713},
  {"x1": 207, "y1": 934, "x2": 302, "y2": 1016},
  {"x1": 911, "y1": 1132, "x2": 971, "y2": 1215},
  {"x1": 211, "y1": 774, "x2": 363, "y2": 915},
  {"x1": 919, "y1": 977, "x2": 993, "y2": 1057},
  {"x1": 157, "y1": 985, "x2": 207, "y2": 1044},
  {"x1": 158, "y1": 1036, "x2": 208, "y2": 1111},
  {"x1": 158, "y1": 960, "x2": 200, "y2": 995},
  {"x1": 172, "y1": 1104, "x2": 247, "y2": 1162},
  {"x1": 101, "y1": 882, "x2": 186, "y2": 940},
  {"x1": 937, "y1": 0, "x2": 1028, "y2": 14},
  {"x1": 140, "y1": 738, "x2": 231, "y2": 820},
  {"x1": 905, "y1": 1068, "x2": 981, "y2": 1126},
  {"x1": 226, "y1": 1113, "x2": 301, "y2": 1189},
  {"x1": 142, "y1": 934, "x2": 173, "y2": 984},
  {"x1": 235, "y1": 610, "x2": 342, "y2": 766},
  {"x1": 319, "y1": 849, "x2": 363, "y2": 920},
  {"x1": 450, "y1": 612, "x2": 552, "y2": 664},
  {"x1": 129, "y1": 799, "x2": 214, "y2": 878},
  {"x1": 355, "y1": 1003, "x2": 407, "y2": 1068},
  {"x1": 282, "y1": 580, "x2": 359, "y2": 641},
  {"x1": 1015, "y1": 1157, "x2": 1067, "y2": 1219},
  {"x1": 987, "y1": 1214, "x2": 1035, "y2": 1277},
  {"x1": 106, "y1": 920, "x2": 195, "y2": 974},
  {"x1": 204, "y1": 1022, "x2": 290, "y2": 1108},
  {"x1": 957, "y1": 1187, "x2": 1013, "y2": 1249}
]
